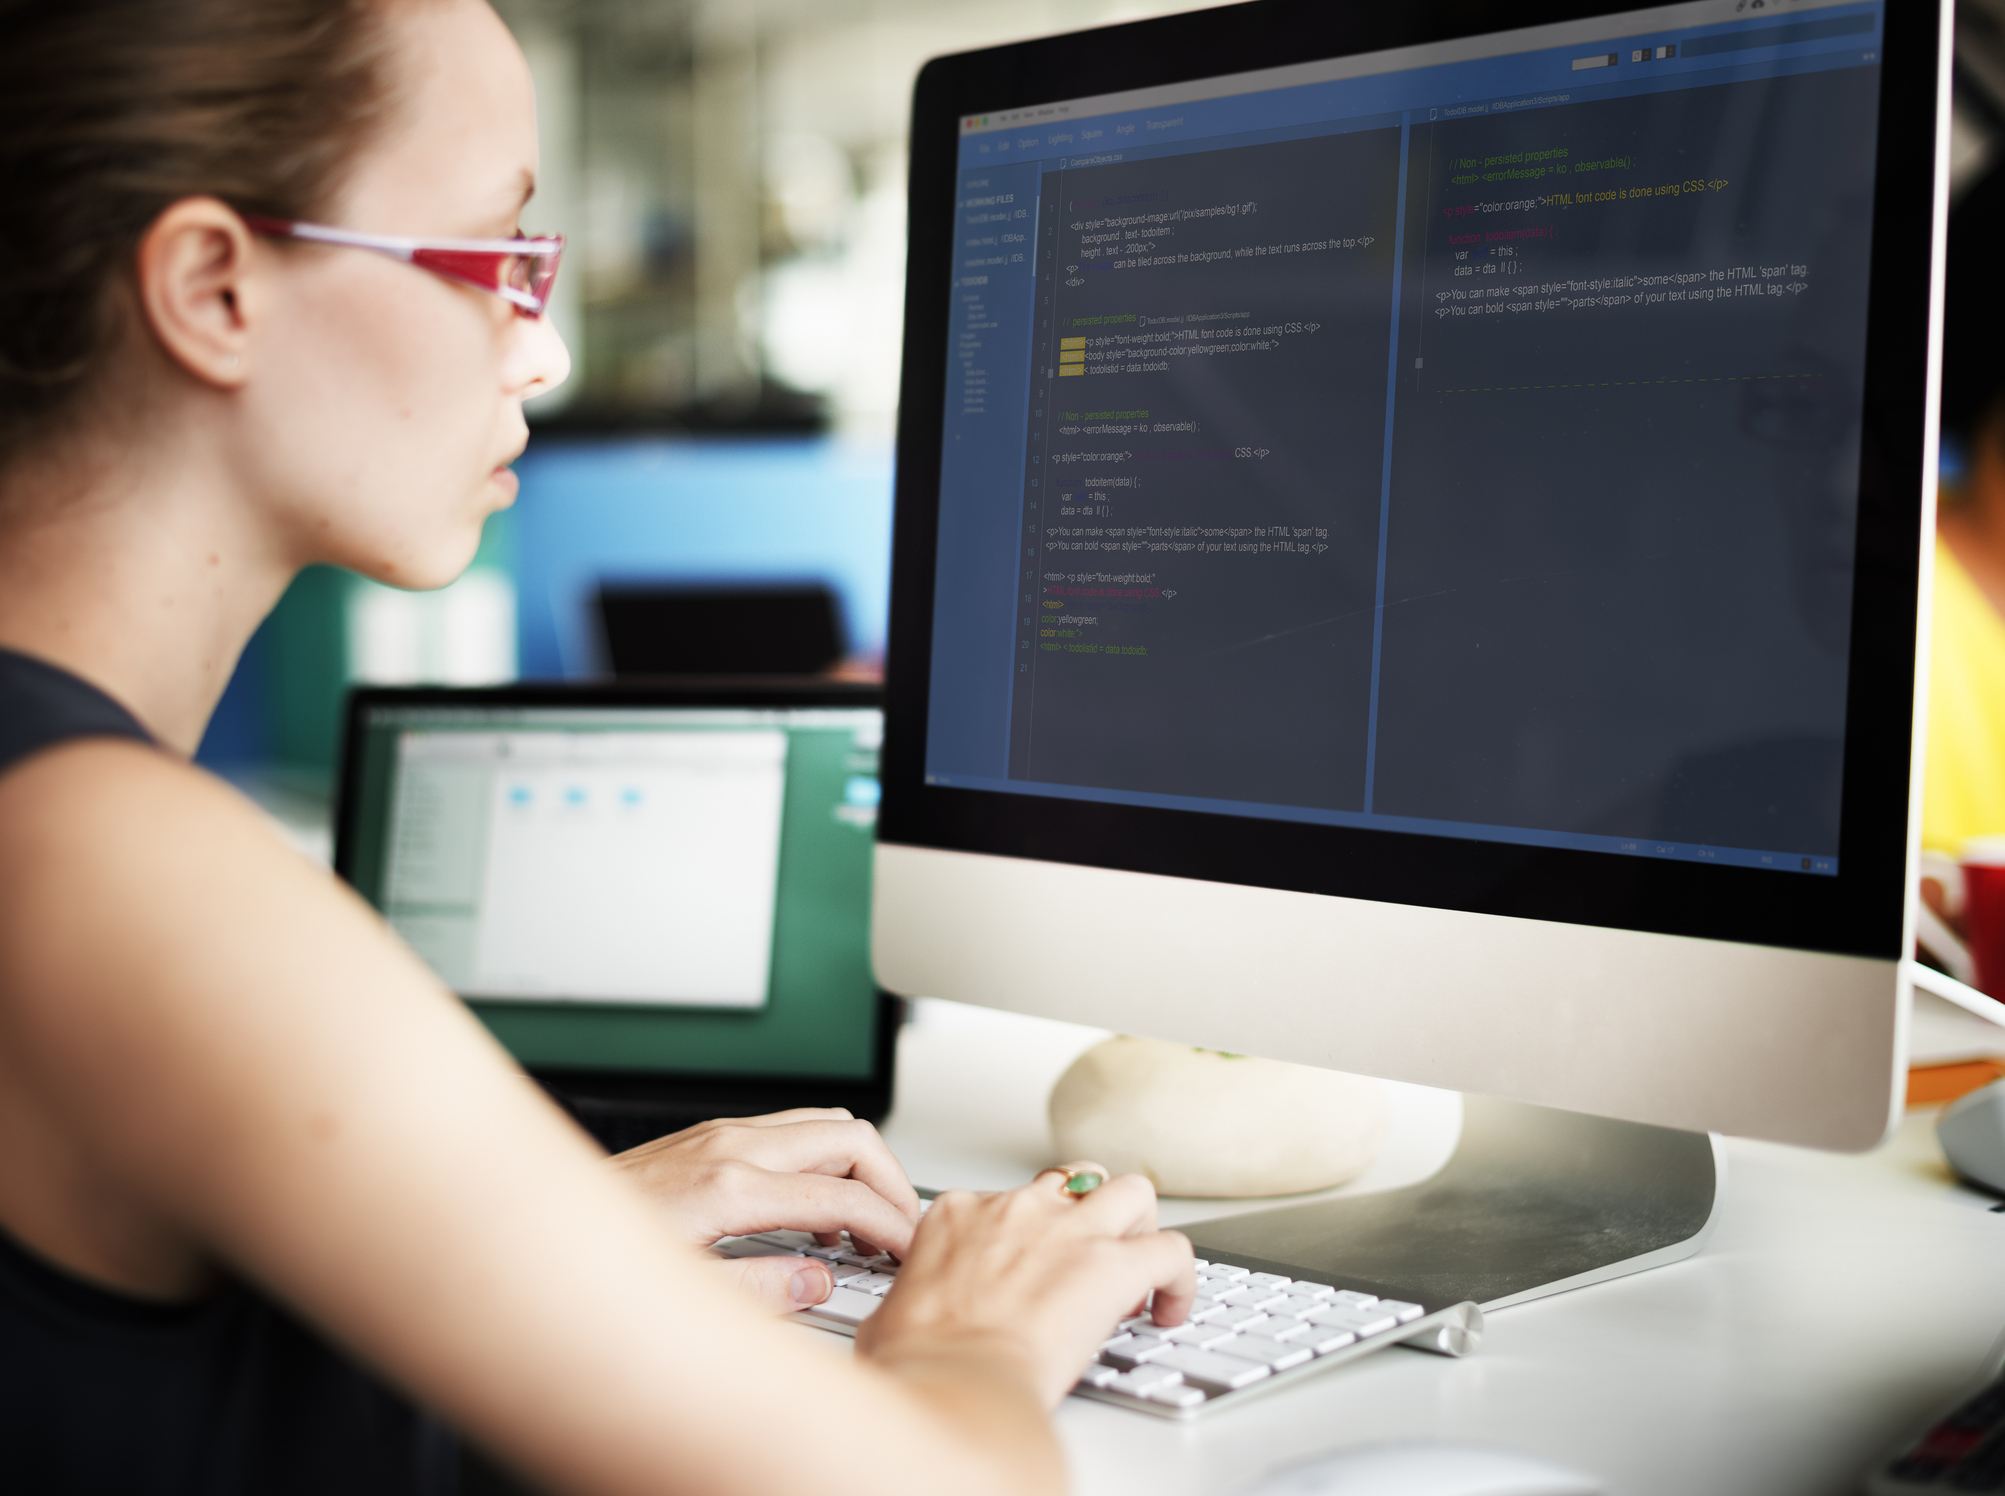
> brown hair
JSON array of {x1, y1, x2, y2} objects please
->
[{"x1": 0, "y1": 0, "x2": 403, "y2": 461}]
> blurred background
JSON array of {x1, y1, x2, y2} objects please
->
[
  {"x1": 200, "y1": 0, "x2": 1240, "y2": 843},
  {"x1": 204, "y1": 0, "x2": 2005, "y2": 851}
]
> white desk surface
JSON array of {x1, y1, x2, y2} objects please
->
[{"x1": 870, "y1": 997, "x2": 2005, "y2": 1496}]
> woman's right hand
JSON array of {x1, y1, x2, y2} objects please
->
[{"x1": 855, "y1": 1162, "x2": 1196, "y2": 1408}]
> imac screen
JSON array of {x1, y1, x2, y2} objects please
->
[{"x1": 923, "y1": 2, "x2": 1885, "y2": 880}]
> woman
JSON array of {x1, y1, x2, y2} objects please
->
[{"x1": 0, "y1": 1, "x2": 1194, "y2": 1491}]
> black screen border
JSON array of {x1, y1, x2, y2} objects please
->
[
  {"x1": 334, "y1": 678, "x2": 900, "y2": 1123},
  {"x1": 880, "y1": 0, "x2": 1938, "y2": 961}
]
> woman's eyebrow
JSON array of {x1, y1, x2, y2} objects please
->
[
  {"x1": 478, "y1": 167, "x2": 537, "y2": 229},
  {"x1": 471, "y1": 169, "x2": 537, "y2": 235}
]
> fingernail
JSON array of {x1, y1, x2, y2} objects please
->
[{"x1": 791, "y1": 1264, "x2": 831, "y2": 1305}]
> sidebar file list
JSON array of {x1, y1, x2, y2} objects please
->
[{"x1": 926, "y1": 160, "x2": 1041, "y2": 777}]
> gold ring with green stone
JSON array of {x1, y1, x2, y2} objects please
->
[{"x1": 1063, "y1": 1170, "x2": 1104, "y2": 1196}]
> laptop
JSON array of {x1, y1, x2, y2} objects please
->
[{"x1": 333, "y1": 679, "x2": 895, "y2": 1152}]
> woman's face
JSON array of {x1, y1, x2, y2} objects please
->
[{"x1": 241, "y1": 0, "x2": 568, "y2": 590}]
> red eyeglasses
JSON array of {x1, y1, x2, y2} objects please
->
[{"x1": 243, "y1": 216, "x2": 565, "y2": 318}]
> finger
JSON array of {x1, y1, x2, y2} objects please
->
[
  {"x1": 611, "y1": 1109, "x2": 852, "y2": 1165},
  {"x1": 717, "y1": 1255, "x2": 834, "y2": 1315},
  {"x1": 716, "y1": 1171, "x2": 920, "y2": 1258},
  {"x1": 820, "y1": 1119, "x2": 922, "y2": 1224},
  {"x1": 725, "y1": 1119, "x2": 923, "y2": 1224},
  {"x1": 1123, "y1": 1230, "x2": 1198, "y2": 1327},
  {"x1": 1069, "y1": 1171, "x2": 1160, "y2": 1237},
  {"x1": 728, "y1": 1107, "x2": 858, "y2": 1128},
  {"x1": 1036, "y1": 1160, "x2": 1112, "y2": 1198}
]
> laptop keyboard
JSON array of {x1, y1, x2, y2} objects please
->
[{"x1": 714, "y1": 1211, "x2": 1481, "y2": 1418}]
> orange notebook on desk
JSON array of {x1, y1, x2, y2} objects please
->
[{"x1": 1910, "y1": 987, "x2": 2005, "y2": 1106}]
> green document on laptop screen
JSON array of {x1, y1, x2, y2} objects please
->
[{"x1": 342, "y1": 703, "x2": 881, "y2": 1080}]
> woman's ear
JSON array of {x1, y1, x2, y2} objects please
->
[{"x1": 134, "y1": 197, "x2": 257, "y2": 389}]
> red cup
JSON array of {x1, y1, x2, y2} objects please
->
[
  {"x1": 1924, "y1": 838, "x2": 2005, "y2": 995},
  {"x1": 1963, "y1": 838, "x2": 2005, "y2": 997}
]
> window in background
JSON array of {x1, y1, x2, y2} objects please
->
[{"x1": 496, "y1": 0, "x2": 1235, "y2": 437}]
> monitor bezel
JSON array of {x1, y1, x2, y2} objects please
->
[
  {"x1": 880, "y1": 0, "x2": 1935, "y2": 963},
  {"x1": 334, "y1": 678, "x2": 899, "y2": 1124}
]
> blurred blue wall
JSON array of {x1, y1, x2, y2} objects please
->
[
  {"x1": 515, "y1": 436, "x2": 895, "y2": 678},
  {"x1": 197, "y1": 436, "x2": 895, "y2": 775}
]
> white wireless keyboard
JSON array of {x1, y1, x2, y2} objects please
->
[{"x1": 714, "y1": 1211, "x2": 1482, "y2": 1420}]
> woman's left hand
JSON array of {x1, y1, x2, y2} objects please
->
[{"x1": 609, "y1": 1107, "x2": 923, "y2": 1311}]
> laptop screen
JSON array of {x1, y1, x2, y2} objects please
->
[
  {"x1": 923, "y1": 0, "x2": 1882, "y2": 881},
  {"x1": 342, "y1": 700, "x2": 884, "y2": 1081}
]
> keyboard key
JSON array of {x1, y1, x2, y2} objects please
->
[
  {"x1": 1108, "y1": 1365, "x2": 1183, "y2": 1395},
  {"x1": 1290, "y1": 1281, "x2": 1337, "y2": 1299},
  {"x1": 1078, "y1": 1364, "x2": 1121, "y2": 1389},
  {"x1": 1199, "y1": 1263, "x2": 1250, "y2": 1280},
  {"x1": 846, "y1": 1273, "x2": 898, "y2": 1297},
  {"x1": 801, "y1": 1244, "x2": 848, "y2": 1261},
  {"x1": 1154, "y1": 1346, "x2": 1271, "y2": 1393},
  {"x1": 1213, "y1": 1286, "x2": 1283, "y2": 1309},
  {"x1": 1101, "y1": 1334, "x2": 1174, "y2": 1369},
  {"x1": 1191, "y1": 1258, "x2": 1211, "y2": 1269},
  {"x1": 1116, "y1": 1314, "x2": 1157, "y2": 1335},
  {"x1": 1305, "y1": 1325, "x2": 1358, "y2": 1354},
  {"x1": 1147, "y1": 1382, "x2": 1208, "y2": 1409},
  {"x1": 828, "y1": 1263, "x2": 873, "y2": 1284},
  {"x1": 1217, "y1": 1288, "x2": 1289, "y2": 1312},
  {"x1": 1261, "y1": 1315, "x2": 1311, "y2": 1341},
  {"x1": 1185, "y1": 1300, "x2": 1231, "y2": 1324},
  {"x1": 1374, "y1": 1298, "x2": 1425, "y2": 1324},
  {"x1": 1245, "y1": 1272, "x2": 1292, "y2": 1289},
  {"x1": 1212, "y1": 1306, "x2": 1272, "y2": 1332},
  {"x1": 713, "y1": 1238, "x2": 800, "y2": 1259},
  {"x1": 1214, "y1": 1334, "x2": 1314, "y2": 1371},
  {"x1": 1329, "y1": 1290, "x2": 1379, "y2": 1309},
  {"x1": 1306, "y1": 1305, "x2": 1397, "y2": 1337},
  {"x1": 810, "y1": 1287, "x2": 883, "y2": 1324},
  {"x1": 1164, "y1": 1321, "x2": 1240, "y2": 1349}
]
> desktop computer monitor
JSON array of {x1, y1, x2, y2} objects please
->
[{"x1": 872, "y1": 0, "x2": 1945, "y2": 1302}]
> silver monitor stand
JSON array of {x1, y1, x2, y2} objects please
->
[{"x1": 1182, "y1": 1096, "x2": 1724, "y2": 1312}]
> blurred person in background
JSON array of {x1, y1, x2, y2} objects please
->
[{"x1": 0, "y1": 2, "x2": 1193, "y2": 1492}]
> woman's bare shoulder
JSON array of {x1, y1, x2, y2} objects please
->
[
  {"x1": 0, "y1": 733, "x2": 386, "y2": 1065},
  {"x1": 0, "y1": 734, "x2": 276, "y2": 852},
  {"x1": 0, "y1": 737, "x2": 321, "y2": 961}
]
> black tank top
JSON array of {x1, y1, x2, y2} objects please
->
[{"x1": 0, "y1": 647, "x2": 463, "y2": 1495}]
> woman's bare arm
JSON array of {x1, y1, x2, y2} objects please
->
[{"x1": 0, "y1": 741, "x2": 1188, "y2": 1496}]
